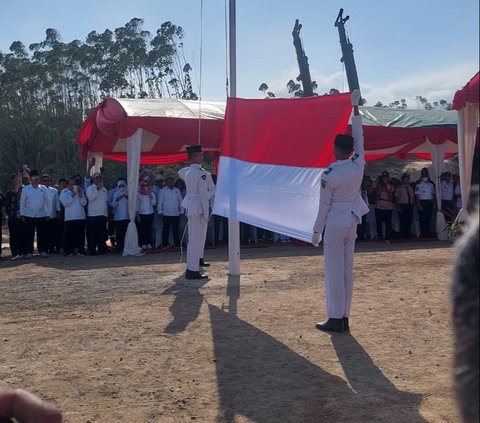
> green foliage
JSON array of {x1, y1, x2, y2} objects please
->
[
  {"x1": 445, "y1": 220, "x2": 463, "y2": 242},
  {"x1": 0, "y1": 18, "x2": 197, "y2": 191}
]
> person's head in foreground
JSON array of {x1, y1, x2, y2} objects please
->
[
  {"x1": 333, "y1": 134, "x2": 354, "y2": 161},
  {"x1": 186, "y1": 145, "x2": 203, "y2": 164},
  {"x1": 452, "y1": 203, "x2": 479, "y2": 423}
]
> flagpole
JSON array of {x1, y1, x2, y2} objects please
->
[{"x1": 228, "y1": 0, "x2": 241, "y2": 276}]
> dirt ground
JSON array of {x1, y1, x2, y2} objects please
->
[{"x1": 0, "y1": 240, "x2": 460, "y2": 423}]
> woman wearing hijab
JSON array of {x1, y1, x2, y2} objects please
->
[{"x1": 110, "y1": 178, "x2": 129, "y2": 251}]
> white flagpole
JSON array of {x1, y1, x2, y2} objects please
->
[{"x1": 228, "y1": 0, "x2": 241, "y2": 275}]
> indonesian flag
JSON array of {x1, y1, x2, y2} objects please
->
[{"x1": 213, "y1": 93, "x2": 352, "y2": 242}]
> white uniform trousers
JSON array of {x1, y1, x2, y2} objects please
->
[
  {"x1": 323, "y1": 224, "x2": 357, "y2": 319},
  {"x1": 186, "y1": 214, "x2": 208, "y2": 271}
]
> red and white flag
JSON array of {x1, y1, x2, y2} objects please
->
[{"x1": 213, "y1": 93, "x2": 352, "y2": 242}]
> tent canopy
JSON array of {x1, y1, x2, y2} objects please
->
[
  {"x1": 77, "y1": 97, "x2": 463, "y2": 165},
  {"x1": 453, "y1": 72, "x2": 480, "y2": 110}
]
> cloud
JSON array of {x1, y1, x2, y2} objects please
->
[
  {"x1": 260, "y1": 62, "x2": 477, "y2": 108},
  {"x1": 354, "y1": 63, "x2": 477, "y2": 107}
]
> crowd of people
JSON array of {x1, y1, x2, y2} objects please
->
[
  {"x1": 0, "y1": 164, "x2": 461, "y2": 260},
  {"x1": 358, "y1": 167, "x2": 462, "y2": 243},
  {"x1": 0, "y1": 165, "x2": 195, "y2": 260}
]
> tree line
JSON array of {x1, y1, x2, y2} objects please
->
[
  {"x1": 0, "y1": 18, "x2": 197, "y2": 190},
  {"x1": 257, "y1": 82, "x2": 453, "y2": 111}
]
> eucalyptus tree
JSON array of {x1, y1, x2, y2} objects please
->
[{"x1": 0, "y1": 17, "x2": 198, "y2": 190}]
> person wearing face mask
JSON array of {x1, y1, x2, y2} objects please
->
[
  {"x1": 136, "y1": 177, "x2": 156, "y2": 250},
  {"x1": 110, "y1": 178, "x2": 129, "y2": 251},
  {"x1": 415, "y1": 167, "x2": 436, "y2": 238}
]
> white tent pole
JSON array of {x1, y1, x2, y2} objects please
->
[
  {"x1": 122, "y1": 128, "x2": 144, "y2": 256},
  {"x1": 427, "y1": 138, "x2": 447, "y2": 240},
  {"x1": 227, "y1": 0, "x2": 241, "y2": 276},
  {"x1": 456, "y1": 105, "x2": 477, "y2": 223}
]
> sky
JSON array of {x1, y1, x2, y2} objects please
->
[{"x1": 0, "y1": 0, "x2": 478, "y2": 108}]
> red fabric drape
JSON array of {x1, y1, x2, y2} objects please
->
[{"x1": 453, "y1": 72, "x2": 480, "y2": 110}]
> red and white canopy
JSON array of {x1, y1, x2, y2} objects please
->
[
  {"x1": 77, "y1": 97, "x2": 462, "y2": 165},
  {"x1": 452, "y1": 71, "x2": 480, "y2": 223}
]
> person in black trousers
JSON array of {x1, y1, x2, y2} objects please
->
[{"x1": 3, "y1": 174, "x2": 25, "y2": 259}]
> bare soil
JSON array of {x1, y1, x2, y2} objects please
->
[{"x1": 0, "y1": 241, "x2": 460, "y2": 423}]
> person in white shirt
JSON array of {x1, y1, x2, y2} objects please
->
[
  {"x1": 60, "y1": 176, "x2": 87, "y2": 256},
  {"x1": 110, "y1": 178, "x2": 129, "y2": 251},
  {"x1": 86, "y1": 172, "x2": 109, "y2": 255},
  {"x1": 19, "y1": 170, "x2": 52, "y2": 258},
  {"x1": 453, "y1": 174, "x2": 462, "y2": 216},
  {"x1": 158, "y1": 176, "x2": 183, "y2": 248},
  {"x1": 175, "y1": 178, "x2": 188, "y2": 246},
  {"x1": 41, "y1": 174, "x2": 61, "y2": 254},
  {"x1": 441, "y1": 172, "x2": 455, "y2": 222},
  {"x1": 152, "y1": 174, "x2": 165, "y2": 248},
  {"x1": 178, "y1": 145, "x2": 215, "y2": 280},
  {"x1": 415, "y1": 168, "x2": 436, "y2": 238},
  {"x1": 311, "y1": 90, "x2": 369, "y2": 333},
  {"x1": 136, "y1": 179, "x2": 156, "y2": 250}
]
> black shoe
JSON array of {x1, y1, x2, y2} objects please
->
[
  {"x1": 315, "y1": 318, "x2": 344, "y2": 333},
  {"x1": 185, "y1": 269, "x2": 208, "y2": 280},
  {"x1": 343, "y1": 317, "x2": 350, "y2": 331},
  {"x1": 199, "y1": 258, "x2": 210, "y2": 267}
]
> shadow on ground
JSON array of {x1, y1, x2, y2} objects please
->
[{"x1": 208, "y1": 276, "x2": 428, "y2": 423}]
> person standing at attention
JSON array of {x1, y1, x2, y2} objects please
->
[
  {"x1": 311, "y1": 89, "x2": 369, "y2": 333},
  {"x1": 19, "y1": 170, "x2": 52, "y2": 259},
  {"x1": 85, "y1": 172, "x2": 109, "y2": 255},
  {"x1": 394, "y1": 173, "x2": 415, "y2": 239},
  {"x1": 158, "y1": 176, "x2": 183, "y2": 248},
  {"x1": 415, "y1": 167, "x2": 436, "y2": 238},
  {"x1": 178, "y1": 145, "x2": 215, "y2": 280}
]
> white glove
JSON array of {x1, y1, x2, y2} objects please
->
[
  {"x1": 311, "y1": 232, "x2": 322, "y2": 247},
  {"x1": 351, "y1": 89, "x2": 361, "y2": 106}
]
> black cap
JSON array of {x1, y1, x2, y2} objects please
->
[
  {"x1": 334, "y1": 134, "x2": 354, "y2": 152},
  {"x1": 186, "y1": 145, "x2": 202, "y2": 156},
  {"x1": 30, "y1": 170, "x2": 39, "y2": 177}
]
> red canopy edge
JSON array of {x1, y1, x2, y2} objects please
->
[
  {"x1": 77, "y1": 97, "x2": 463, "y2": 165},
  {"x1": 453, "y1": 71, "x2": 480, "y2": 110}
]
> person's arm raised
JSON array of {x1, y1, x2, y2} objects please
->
[{"x1": 351, "y1": 89, "x2": 364, "y2": 159}]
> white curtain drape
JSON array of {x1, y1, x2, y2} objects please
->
[
  {"x1": 456, "y1": 103, "x2": 479, "y2": 223},
  {"x1": 122, "y1": 128, "x2": 144, "y2": 256},
  {"x1": 427, "y1": 138, "x2": 448, "y2": 240}
]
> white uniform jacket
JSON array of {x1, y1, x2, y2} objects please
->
[
  {"x1": 178, "y1": 164, "x2": 215, "y2": 217},
  {"x1": 313, "y1": 115, "x2": 369, "y2": 233}
]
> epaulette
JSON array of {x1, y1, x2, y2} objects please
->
[
  {"x1": 351, "y1": 153, "x2": 359, "y2": 161},
  {"x1": 323, "y1": 167, "x2": 333, "y2": 175}
]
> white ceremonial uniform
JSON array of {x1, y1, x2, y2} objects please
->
[
  {"x1": 178, "y1": 164, "x2": 215, "y2": 272},
  {"x1": 313, "y1": 114, "x2": 369, "y2": 319}
]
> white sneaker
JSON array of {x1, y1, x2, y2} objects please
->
[
  {"x1": 10, "y1": 255, "x2": 21, "y2": 261},
  {"x1": 146, "y1": 244, "x2": 153, "y2": 250},
  {"x1": 24, "y1": 253, "x2": 33, "y2": 259}
]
